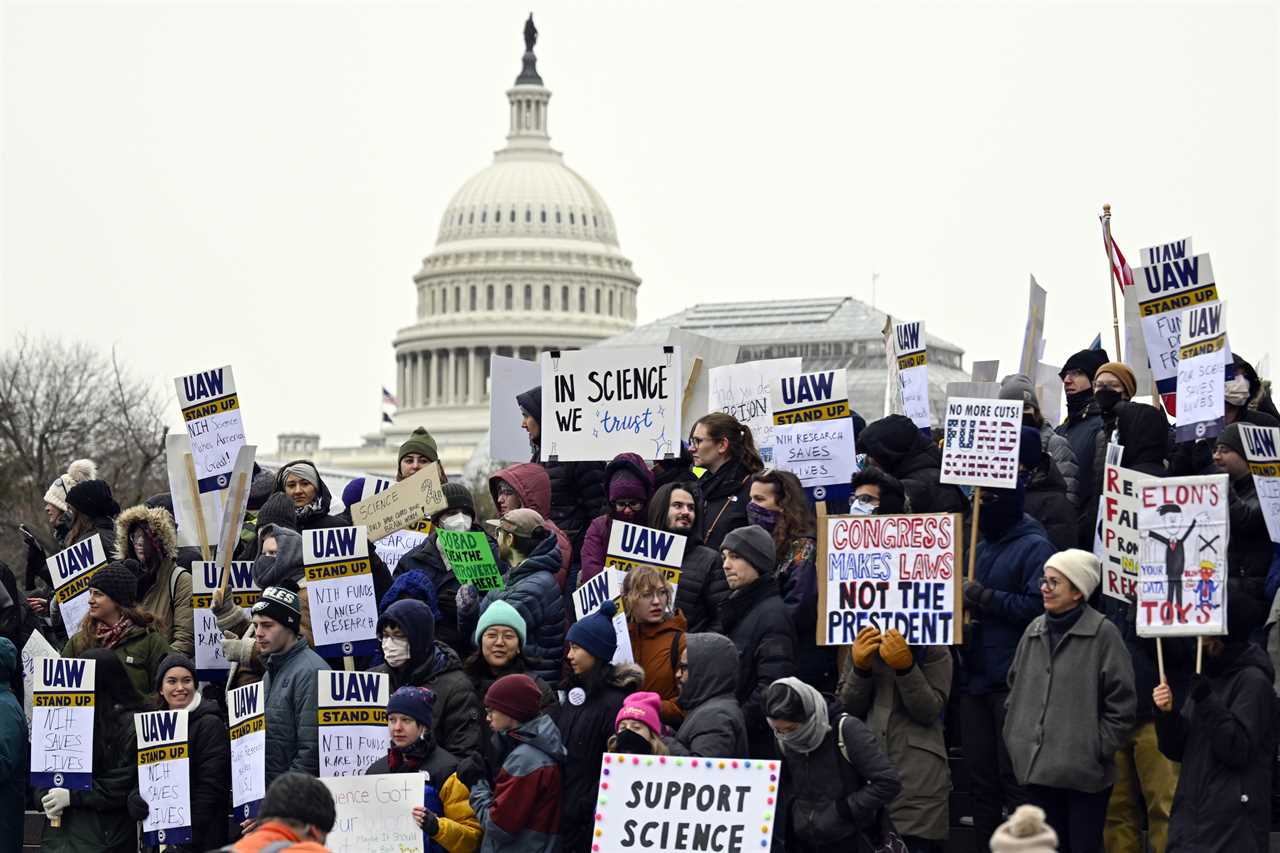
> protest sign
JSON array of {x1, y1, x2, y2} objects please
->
[
  {"x1": 945, "y1": 380, "x2": 1001, "y2": 401},
  {"x1": 1019, "y1": 276, "x2": 1047, "y2": 377},
  {"x1": 540, "y1": 346, "x2": 681, "y2": 462},
  {"x1": 1097, "y1": 462, "x2": 1144, "y2": 601},
  {"x1": 892, "y1": 321, "x2": 931, "y2": 431},
  {"x1": 818, "y1": 512, "x2": 961, "y2": 646},
  {"x1": 663, "y1": 328, "x2": 740, "y2": 437},
  {"x1": 940, "y1": 397, "x2": 1023, "y2": 489},
  {"x1": 1175, "y1": 302, "x2": 1228, "y2": 442},
  {"x1": 437, "y1": 529, "x2": 504, "y2": 591},
  {"x1": 21, "y1": 630, "x2": 58, "y2": 725},
  {"x1": 771, "y1": 369, "x2": 856, "y2": 501},
  {"x1": 192, "y1": 560, "x2": 258, "y2": 682},
  {"x1": 319, "y1": 671, "x2": 390, "y2": 777},
  {"x1": 571, "y1": 569, "x2": 634, "y2": 664},
  {"x1": 349, "y1": 463, "x2": 447, "y2": 542},
  {"x1": 229, "y1": 683, "x2": 266, "y2": 821},
  {"x1": 135, "y1": 709, "x2": 192, "y2": 846},
  {"x1": 374, "y1": 521, "x2": 431, "y2": 574},
  {"x1": 31, "y1": 657, "x2": 95, "y2": 790},
  {"x1": 604, "y1": 521, "x2": 687, "y2": 596},
  {"x1": 489, "y1": 355, "x2": 541, "y2": 462},
  {"x1": 213, "y1": 444, "x2": 256, "y2": 570},
  {"x1": 591, "y1": 752, "x2": 779, "y2": 853},
  {"x1": 47, "y1": 534, "x2": 107, "y2": 635},
  {"x1": 707, "y1": 357, "x2": 802, "y2": 463},
  {"x1": 1240, "y1": 425, "x2": 1280, "y2": 544},
  {"x1": 322, "y1": 774, "x2": 425, "y2": 853},
  {"x1": 174, "y1": 365, "x2": 246, "y2": 495},
  {"x1": 971, "y1": 361, "x2": 1000, "y2": 382},
  {"x1": 164, "y1": 432, "x2": 221, "y2": 552},
  {"x1": 304, "y1": 526, "x2": 378, "y2": 657},
  {"x1": 1136, "y1": 474, "x2": 1228, "y2": 637},
  {"x1": 1035, "y1": 362, "x2": 1062, "y2": 428}
]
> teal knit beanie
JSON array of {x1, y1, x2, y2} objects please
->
[{"x1": 474, "y1": 599, "x2": 527, "y2": 648}]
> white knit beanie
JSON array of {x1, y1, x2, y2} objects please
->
[
  {"x1": 990, "y1": 804, "x2": 1058, "y2": 852},
  {"x1": 1045, "y1": 548, "x2": 1101, "y2": 600},
  {"x1": 43, "y1": 459, "x2": 97, "y2": 512}
]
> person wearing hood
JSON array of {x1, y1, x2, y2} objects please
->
[
  {"x1": 273, "y1": 460, "x2": 343, "y2": 531},
  {"x1": 646, "y1": 481, "x2": 730, "y2": 633},
  {"x1": 578, "y1": 453, "x2": 656, "y2": 583},
  {"x1": 1004, "y1": 550, "x2": 1136, "y2": 853},
  {"x1": 958, "y1": 462, "x2": 1056, "y2": 850},
  {"x1": 767, "y1": 677, "x2": 902, "y2": 853},
  {"x1": 688, "y1": 413, "x2": 764, "y2": 551},
  {"x1": 621, "y1": 565, "x2": 687, "y2": 725},
  {"x1": 398, "y1": 426, "x2": 441, "y2": 481},
  {"x1": 516, "y1": 385, "x2": 607, "y2": 559},
  {"x1": 849, "y1": 466, "x2": 909, "y2": 515},
  {"x1": 1001, "y1": 374, "x2": 1082, "y2": 506},
  {"x1": 373, "y1": 599, "x2": 485, "y2": 758},
  {"x1": 488, "y1": 462, "x2": 572, "y2": 590},
  {"x1": 606, "y1": 691, "x2": 669, "y2": 755},
  {"x1": 1171, "y1": 353, "x2": 1280, "y2": 477},
  {"x1": 128, "y1": 654, "x2": 230, "y2": 852},
  {"x1": 554, "y1": 601, "x2": 645, "y2": 853},
  {"x1": 1013, "y1": 425, "x2": 1077, "y2": 551},
  {"x1": 1212, "y1": 424, "x2": 1273, "y2": 609},
  {"x1": 115, "y1": 504, "x2": 194, "y2": 656},
  {"x1": 1154, "y1": 581, "x2": 1273, "y2": 852},
  {"x1": 0, "y1": 638, "x2": 24, "y2": 850},
  {"x1": 1056, "y1": 347, "x2": 1110, "y2": 507},
  {"x1": 461, "y1": 673, "x2": 565, "y2": 853},
  {"x1": 666, "y1": 632, "x2": 747, "y2": 757},
  {"x1": 464, "y1": 601, "x2": 559, "y2": 753},
  {"x1": 718, "y1": 524, "x2": 797, "y2": 759},
  {"x1": 1079, "y1": 401, "x2": 1170, "y2": 554},
  {"x1": 37, "y1": 648, "x2": 144, "y2": 853},
  {"x1": 859, "y1": 414, "x2": 968, "y2": 515}
]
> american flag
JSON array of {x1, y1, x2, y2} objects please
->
[
  {"x1": 1101, "y1": 216, "x2": 1134, "y2": 289},
  {"x1": 382, "y1": 387, "x2": 399, "y2": 407}
]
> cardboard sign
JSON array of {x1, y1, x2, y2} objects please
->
[
  {"x1": 489, "y1": 355, "x2": 541, "y2": 463},
  {"x1": 1175, "y1": 302, "x2": 1228, "y2": 443},
  {"x1": 540, "y1": 346, "x2": 681, "y2": 462},
  {"x1": 437, "y1": 529, "x2": 504, "y2": 591},
  {"x1": 1240, "y1": 425, "x2": 1280, "y2": 544},
  {"x1": 229, "y1": 683, "x2": 266, "y2": 821},
  {"x1": 373, "y1": 522, "x2": 431, "y2": 574},
  {"x1": 321, "y1": 774, "x2": 426, "y2": 853},
  {"x1": 1034, "y1": 362, "x2": 1063, "y2": 428},
  {"x1": 570, "y1": 571, "x2": 635, "y2": 665},
  {"x1": 663, "y1": 328, "x2": 741, "y2": 438},
  {"x1": 892, "y1": 321, "x2": 931, "y2": 431},
  {"x1": 47, "y1": 534, "x2": 108, "y2": 635},
  {"x1": 940, "y1": 397, "x2": 1023, "y2": 489},
  {"x1": 349, "y1": 463, "x2": 447, "y2": 542},
  {"x1": 191, "y1": 561, "x2": 259, "y2": 682},
  {"x1": 1018, "y1": 276, "x2": 1048, "y2": 377},
  {"x1": 771, "y1": 369, "x2": 857, "y2": 499},
  {"x1": 135, "y1": 709, "x2": 192, "y2": 846},
  {"x1": 21, "y1": 630, "x2": 58, "y2": 725},
  {"x1": 818, "y1": 513, "x2": 961, "y2": 646},
  {"x1": 591, "y1": 753, "x2": 780, "y2": 853},
  {"x1": 1098, "y1": 463, "x2": 1144, "y2": 602},
  {"x1": 174, "y1": 365, "x2": 246, "y2": 495},
  {"x1": 304, "y1": 526, "x2": 378, "y2": 657},
  {"x1": 970, "y1": 361, "x2": 1000, "y2": 382},
  {"x1": 604, "y1": 521, "x2": 687, "y2": 596},
  {"x1": 1136, "y1": 474, "x2": 1229, "y2": 637},
  {"x1": 31, "y1": 657, "x2": 95, "y2": 789},
  {"x1": 707, "y1": 357, "x2": 802, "y2": 464},
  {"x1": 318, "y1": 671, "x2": 390, "y2": 777}
]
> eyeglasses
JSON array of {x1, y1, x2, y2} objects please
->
[
  {"x1": 1039, "y1": 577, "x2": 1061, "y2": 591},
  {"x1": 612, "y1": 499, "x2": 645, "y2": 512},
  {"x1": 641, "y1": 589, "x2": 669, "y2": 601},
  {"x1": 688, "y1": 436, "x2": 708, "y2": 447}
]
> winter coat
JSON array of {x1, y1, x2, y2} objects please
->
[
  {"x1": 553, "y1": 663, "x2": 644, "y2": 853},
  {"x1": 1078, "y1": 402, "x2": 1169, "y2": 552},
  {"x1": 1157, "y1": 643, "x2": 1275, "y2": 853},
  {"x1": 477, "y1": 533, "x2": 566, "y2": 683},
  {"x1": 0, "y1": 640, "x2": 25, "y2": 852},
  {"x1": 464, "y1": 654, "x2": 559, "y2": 761},
  {"x1": 839, "y1": 646, "x2": 953, "y2": 840},
  {"x1": 261, "y1": 635, "x2": 328, "y2": 781},
  {"x1": 578, "y1": 453, "x2": 656, "y2": 582},
  {"x1": 778, "y1": 536, "x2": 837, "y2": 688},
  {"x1": 398, "y1": 526, "x2": 505, "y2": 655},
  {"x1": 489, "y1": 463, "x2": 572, "y2": 590},
  {"x1": 525, "y1": 442, "x2": 607, "y2": 552},
  {"x1": 1039, "y1": 423, "x2": 1081, "y2": 507},
  {"x1": 1057, "y1": 404, "x2": 1104, "y2": 506},
  {"x1": 668, "y1": 633, "x2": 748, "y2": 758},
  {"x1": 650, "y1": 480, "x2": 730, "y2": 632},
  {"x1": 697, "y1": 458, "x2": 754, "y2": 552},
  {"x1": 115, "y1": 504, "x2": 195, "y2": 656},
  {"x1": 1227, "y1": 474, "x2": 1272, "y2": 608},
  {"x1": 627, "y1": 611, "x2": 686, "y2": 724},
  {"x1": 366, "y1": 738, "x2": 473, "y2": 853},
  {"x1": 470, "y1": 714, "x2": 566, "y2": 853},
  {"x1": 63, "y1": 623, "x2": 172, "y2": 701},
  {"x1": 36, "y1": 706, "x2": 137, "y2": 853},
  {"x1": 228, "y1": 821, "x2": 330, "y2": 853},
  {"x1": 1004, "y1": 604, "x2": 1137, "y2": 793},
  {"x1": 177, "y1": 696, "x2": 232, "y2": 852},
  {"x1": 859, "y1": 417, "x2": 968, "y2": 515},
  {"x1": 778, "y1": 712, "x2": 903, "y2": 853},
  {"x1": 272, "y1": 459, "x2": 346, "y2": 532},
  {"x1": 1022, "y1": 453, "x2": 1078, "y2": 551},
  {"x1": 960, "y1": 514, "x2": 1054, "y2": 695},
  {"x1": 721, "y1": 576, "x2": 797, "y2": 758}
]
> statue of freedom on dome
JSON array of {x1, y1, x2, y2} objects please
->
[{"x1": 524, "y1": 14, "x2": 538, "y2": 53}]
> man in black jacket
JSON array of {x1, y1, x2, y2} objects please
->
[
  {"x1": 647, "y1": 481, "x2": 729, "y2": 632},
  {"x1": 1213, "y1": 423, "x2": 1273, "y2": 609}
]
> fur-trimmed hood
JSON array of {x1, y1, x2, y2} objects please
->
[
  {"x1": 608, "y1": 662, "x2": 646, "y2": 692},
  {"x1": 114, "y1": 504, "x2": 178, "y2": 563}
]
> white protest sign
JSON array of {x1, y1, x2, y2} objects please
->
[
  {"x1": 819, "y1": 513, "x2": 961, "y2": 646},
  {"x1": 47, "y1": 534, "x2": 108, "y2": 635},
  {"x1": 662, "y1": 328, "x2": 741, "y2": 438},
  {"x1": 349, "y1": 463, "x2": 447, "y2": 542},
  {"x1": 604, "y1": 521, "x2": 687, "y2": 596},
  {"x1": 136, "y1": 709, "x2": 192, "y2": 847},
  {"x1": 21, "y1": 630, "x2": 58, "y2": 725},
  {"x1": 591, "y1": 752, "x2": 780, "y2": 853},
  {"x1": 229, "y1": 683, "x2": 267, "y2": 821},
  {"x1": 571, "y1": 571, "x2": 635, "y2": 665},
  {"x1": 31, "y1": 657, "x2": 95, "y2": 790},
  {"x1": 304, "y1": 526, "x2": 378, "y2": 657},
  {"x1": 318, "y1": 670, "x2": 390, "y2": 777},
  {"x1": 1035, "y1": 362, "x2": 1062, "y2": 428},
  {"x1": 164, "y1": 432, "x2": 223, "y2": 550},
  {"x1": 892, "y1": 321, "x2": 931, "y2": 431},
  {"x1": 174, "y1": 365, "x2": 246, "y2": 495},
  {"x1": 374, "y1": 522, "x2": 431, "y2": 574},
  {"x1": 540, "y1": 346, "x2": 681, "y2": 462},
  {"x1": 940, "y1": 397, "x2": 1023, "y2": 489},
  {"x1": 1098, "y1": 462, "x2": 1144, "y2": 602},
  {"x1": 322, "y1": 774, "x2": 426, "y2": 853},
  {"x1": 1019, "y1": 276, "x2": 1048, "y2": 377},
  {"x1": 489, "y1": 355, "x2": 541, "y2": 463},
  {"x1": 971, "y1": 361, "x2": 1000, "y2": 382},
  {"x1": 707, "y1": 357, "x2": 802, "y2": 464},
  {"x1": 1136, "y1": 474, "x2": 1228, "y2": 637},
  {"x1": 1241, "y1": 425, "x2": 1280, "y2": 544},
  {"x1": 192, "y1": 561, "x2": 258, "y2": 681},
  {"x1": 1175, "y1": 301, "x2": 1228, "y2": 443},
  {"x1": 771, "y1": 369, "x2": 857, "y2": 498},
  {"x1": 1140, "y1": 236, "x2": 1194, "y2": 267}
]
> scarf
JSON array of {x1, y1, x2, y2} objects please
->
[
  {"x1": 770, "y1": 677, "x2": 831, "y2": 755},
  {"x1": 94, "y1": 616, "x2": 134, "y2": 649},
  {"x1": 1064, "y1": 388, "x2": 1094, "y2": 422},
  {"x1": 386, "y1": 736, "x2": 431, "y2": 772}
]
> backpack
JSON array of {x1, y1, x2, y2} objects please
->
[{"x1": 832, "y1": 713, "x2": 908, "y2": 853}]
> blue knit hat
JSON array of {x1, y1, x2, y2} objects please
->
[
  {"x1": 341, "y1": 478, "x2": 365, "y2": 509},
  {"x1": 474, "y1": 599, "x2": 527, "y2": 648},
  {"x1": 566, "y1": 599, "x2": 618, "y2": 662},
  {"x1": 387, "y1": 686, "x2": 436, "y2": 728}
]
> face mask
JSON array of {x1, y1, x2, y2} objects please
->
[
  {"x1": 1094, "y1": 388, "x2": 1123, "y2": 414},
  {"x1": 439, "y1": 513, "x2": 472, "y2": 532},
  {"x1": 1022, "y1": 413, "x2": 1039, "y2": 429},
  {"x1": 1065, "y1": 388, "x2": 1094, "y2": 418},
  {"x1": 746, "y1": 502, "x2": 778, "y2": 531},
  {"x1": 613, "y1": 728, "x2": 653, "y2": 756},
  {"x1": 1224, "y1": 375, "x2": 1250, "y2": 406},
  {"x1": 848, "y1": 497, "x2": 877, "y2": 516},
  {"x1": 381, "y1": 636, "x2": 411, "y2": 668}
]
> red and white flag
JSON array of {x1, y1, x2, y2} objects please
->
[{"x1": 1101, "y1": 216, "x2": 1134, "y2": 289}]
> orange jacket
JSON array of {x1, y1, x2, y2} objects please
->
[
  {"x1": 231, "y1": 820, "x2": 332, "y2": 852},
  {"x1": 628, "y1": 611, "x2": 687, "y2": 725}
]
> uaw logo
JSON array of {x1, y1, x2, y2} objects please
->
[
  {"x1": 1196, "y1": 423, "x2": 1207, "y2": 438},
  {"x1": 341, "y1": 642, "x2": 354, "y2": 654},
  {"x1": 813, "y1": 485, "x2": 828, "y2": 500},
  {"x1": 52, "y1": 773, "x2": 64, "y2": 786}
]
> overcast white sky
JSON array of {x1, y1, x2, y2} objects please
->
[{"x1": 4, "y1": 0, "x2": 1277, "y2": 449}]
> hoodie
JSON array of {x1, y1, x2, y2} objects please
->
[
  {"x1": 114, "y1": 504, "x2": 194, "y2": 656},
  {"x1": 669, "y1": 633, "x2": 747, "y2": 758},
  {"x1": 578, "y1": 453, "x2": 656, "y2": 583},
  {"x1": 469, "y1": 713, "x2": 566, "y2": 853},
  {"x1": 488, "y1": 463, "x2": 571, "y2": 590}
]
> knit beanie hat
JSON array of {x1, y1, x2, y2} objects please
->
[
  {"x1": 398, "y1": 427, "x2": 439, "y2": 465},
  {"x1": 247, "y1": 467, "x2": 277, "y2": 512},
  {"x1": 474, "y1": 599, "x2": 527, "y2": 648},
  {"x1": 1060, "y1": 348, "x2": 1110, "y2": 381},
  {"x1": 858, "y1": 415, "x2": 919, "y2": 470},
  {"x1": 1019, "y1": 426, "x2": 1043, "y2": 470},
  {"x1": 44, "y1": 459, "x2": 98, "y2": 513},
  {"x1": 90, "y1": 560, "x2": 139, "y2": 609},
  {"x1": 615, "y1": 691, "x2": 663, "y2": 737},
  {"x1": 67, "y1": 480, "x2": 120, "y2": 519},
  {"x1": 255, "y1": 493, "x2": 299, "y2": 533},
  {"x1": 279, "y1": 462, "x2": 321, "y2": 490},
  {"x1": 1045, "y1": 549, "x2": 1101, "y2": 600},
  {"x1": 721, "y1": 525, "x2": 777, "y2": 576},
  {"x1": 1095, "y1": 362, "x2": 1137, "y2": 398},
  {"x1": 154, "y1": 653, "x2": 196, "y2": 696},
  {"x1": 485, "y1": 673, "x2": 543, "y2": 722},
  {"x1": 990, "y1": 804, "x2": 1059, "y2": 852},
  {"x1": 609, "y1": 469, "x2": 648, "y2": 504},
  {"x1": 566, "y1": 599, "x2": 618, "y2": 662},
  {"x1": 439, "y1": 482, "x2": 475, "y2": 516},
  {"x1": 252, "y1": 585, "x2": 303, "y2": 633},
  {"x1": 764, "y1": 681, "x2": 807, "y2": 721},
  {"x1": 1215, "y1": 422, "x2": 1245, "y2": 458},
  {"x1": 387, "y1": 685, "x2": 436, "y2": 728},
  {"x1": 341, "y1": 478, "x2": 366, "y2": 510},
  {"x1": 999, "y1": 374, "x2": 1041, "y2": 413}
]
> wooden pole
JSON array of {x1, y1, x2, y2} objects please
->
[
  {"x1": 681, "y1": 356, "x2": 704, "y2": 414},
  {"x1": 965, "y1": 487, "x2": 982, "y2": 625},
  {"x1": 1102, "y1": 204, "x2": 1124, "y2": 358},
  {"x1": 343, "y1": 656, "x2": 355, "y2": 672},
  {"x1": 184, "y1": 453, "x2": 212, "y2": 562},
  {"x1": 1195, "y1": 635, "x2": 1203, "y2": 674},
  {"x1": 214, "y1": 471, "x2": 248, "y2": 609},
  {"x1": 1156, "y1": 637, "x2": 1166, "y2": 684}
]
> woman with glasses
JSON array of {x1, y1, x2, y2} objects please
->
[
  {"x1": 578, "y1": 453, "x2": 656, "y2": 583},
  {"x1": 622, "y1": 565, "x2": 687, "y2": 726}
]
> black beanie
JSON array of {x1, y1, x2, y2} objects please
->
[
  {"x1": 153, "y1": 653, "x2": 197, "y2": 696},
  {"x1": 67, "y1": 480, "x2": 120, "y2": 519},
  {"x1": 439, "y1": 482, "x2": 475, "y2": 516},
  {"x1": 251, "y1": 585, "x2": 302, "y2": 633},
  {"x1": 255, "y1": 493, "x2": 298, "y2": 533},
  {"x1": 260, "y1": 773, "x2": 336, "y2": 834},
  {"x1": 90, "y1": 560, "x2": 139, "y2": 609},
  {"x1": 1060, "y1": 348, "x2": 1110, "y2": 381},
  {"x1": 765, "y1": 681, "x2": 806, "y2": 722}
]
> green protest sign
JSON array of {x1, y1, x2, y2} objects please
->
[{"x1": 437, "y1": 530, "x2": 504, "y2": 591}]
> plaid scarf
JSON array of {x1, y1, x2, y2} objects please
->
[{"x1": 94, "y1": 616, "x2": 134, "y2": 649}]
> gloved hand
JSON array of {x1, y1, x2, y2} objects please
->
[
  {"x1": 222, "y1": 636, "x2": 255, "y2": 664},
  {"x1": 456, "y1": 584, "x2": 480, "y2": 619},
  {"x1": 127, "y1": 789, "x2": 150, "y2": 821},
  {"x1": 851, "y1": 627, "x2": 881, "y2": 671},
  {"x1": 422, "y1": 809, "x2": 439, "y2": 836},
  {"x1": 41, "y1": 788, "x2": 71, "y2": 819},
  {"x1": 456, "y1": 753, "x2": 489, "y2": 788},
  {"x1": 963, "y1": 581, "x2": 993, "y2": 612},
  {"x1": 878, "y1": 629, "x2": 914, "y2": 671}
]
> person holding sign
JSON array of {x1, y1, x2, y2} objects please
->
[
  {"x1": 579, "y1": 452, "x2": 656, "y2": 583},
  {"x1": 1170, "y1": 353, "x2": 1279, "y2": 479},
  {"x1": 859, "y1": 415, "x2": 968, "y2": 515},
  {"x1": 463, "y1": 602, "x2": 559, "y2": 754},
  {"x1": 688, "y1": 413, "x2": 764, "y2": 551},
  {"x1": 621, "y1": 566, "x2": 686, "y2": 725},
  {"x1": 398, "y1": 426, "x2": 441, "y2": 481},
  {"x1": 114, "y1": 504, "x2": 195, "y2": 657}
]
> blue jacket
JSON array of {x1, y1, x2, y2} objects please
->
[
  {"x1": 262, "y1": 636, "x2": 329, "y2": 782},
  {"x1": 477, "y1": 534, "x2": 566, "y2": 683},
  {"x1": 962, "y1": 515, "x2": 1055, "y2": 694}
]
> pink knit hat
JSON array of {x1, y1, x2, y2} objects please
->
[{"x1": 615, "y1": 691, "x2": 663, "y2": 737}]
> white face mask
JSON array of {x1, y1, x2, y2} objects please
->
[
  {"x1": 440, "y1": 513, "x2": 472, "y2": 532},
  {"x1": 381, "y1": 636, "x2": 411, "y2": 668},
  {"x1": 849, "y1": 497, "x2": 877, "y2": 516},
  {"x1": 1224, "y1": 375, "x2": 1251, "y2": 406}
]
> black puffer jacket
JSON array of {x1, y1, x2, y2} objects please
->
[
  {"x1": 859, "y1": 415, "x2": 967, "y2": 515},
  {"x1": 1023, "y1": 454, "x2": 1077, "y2": 551},
  {"x1": 1079, "y1": 402, "x2": 1168, "y2": 549},
  {"x1": 650, "y1": 480, "x2": 730, "y2": 633},
  {"x1": 698, "y1": 458, "x2": 755, "y2": 552},
  {"x1": 182, "y1": 697, "x2": 232, "y2": 852},
  {"x1": 1226, "y1": 474, "x2": 1272, "y2": 609},
  {"x1": 721, "y1": 575, "x2": 797, "y2": 759}
]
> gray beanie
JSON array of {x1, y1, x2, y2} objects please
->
[
  {"x1": 999, "y1": 374, "x2": 1040, "y2": 412},
  {"x1": 721, "y1": 525, "x2": 777, "y2": 576}
]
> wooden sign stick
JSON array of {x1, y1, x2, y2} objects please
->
[
  {"x1": 1156, "y1": 637, "x2": 1166, "y2": 685},
  {"x1": 214, "y1": 471, "x2": 248, "y2": 608},
  {"x1": 964, "y1": 487, "x2": 983, "y2": 626},
  {"x1": 184, "y1": 453, "x2": 212, "y2": 562},
  {"x1": 1195, "y1": 635, "x2": 1203, "y2": 675}
]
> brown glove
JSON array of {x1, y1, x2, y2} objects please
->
[
  {"x1": 878, "y1": 629, "x2": 914, "y2": 671},
  {"x1": 852, "y1": 626, "x2": 881, "y2": 671}
]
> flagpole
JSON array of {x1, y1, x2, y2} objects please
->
[{"x1": 1102, "y1": 203, "x2": 1124, "y2": 358}]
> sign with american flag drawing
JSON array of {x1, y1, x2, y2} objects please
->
[{"x1": 940, "y1": 397, "x2": 1023, "y2": 489}]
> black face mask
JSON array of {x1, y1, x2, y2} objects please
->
[
  {"x1": 1094, "y1": 388, "x2": 1123, "y2": 414},
  {"x1": 1065, "y1": 388, "x2": 1094, "y2": 418},
  {"x1": 1022, "y1": 414, "x2": 1039, "y2": 429},
  {"x1": 978, "y1": 487, "x2": 1025, "y2": 539},
  {"x1": 614, "y1": 728, "x2": 653, "y2": 755}
]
